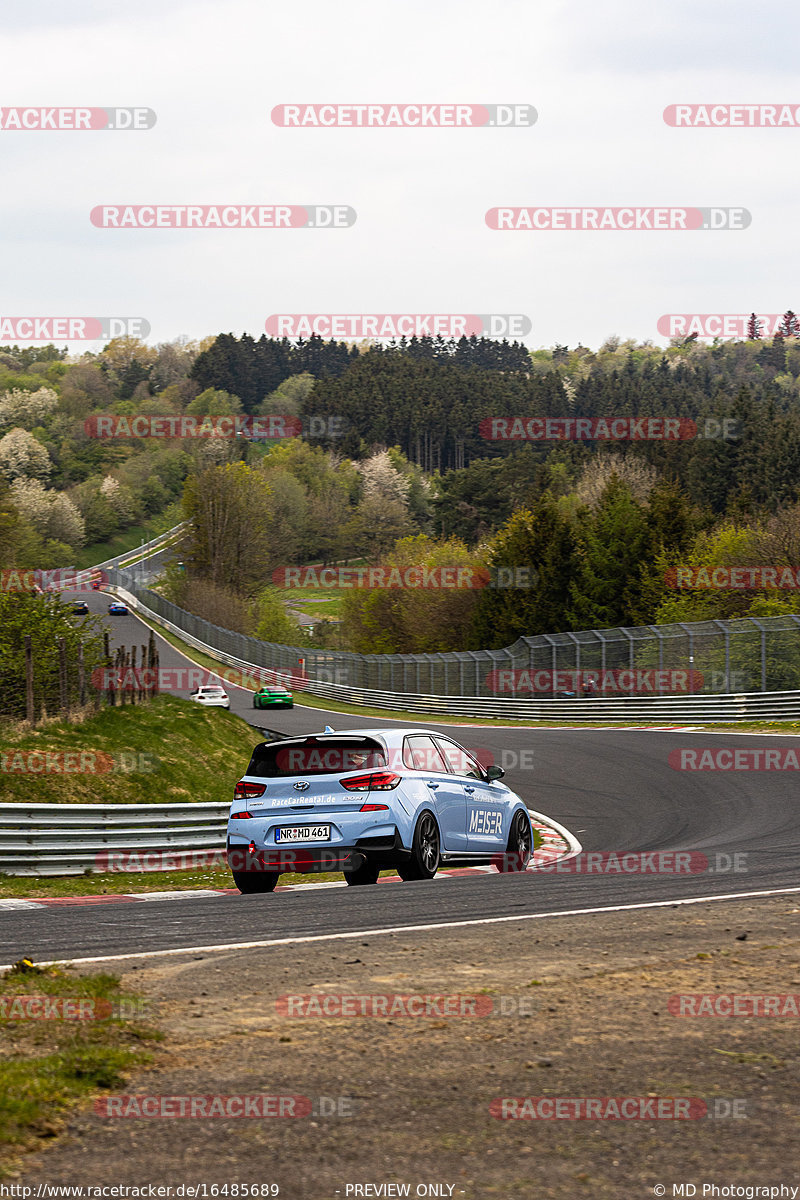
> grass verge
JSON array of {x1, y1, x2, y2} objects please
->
[
  {"x1": 0, "y1": 695, "x2": 260, "y2": 806},
  {"x1": 278, "y1": 583, "x2": 345, "y2": 620},
  {"x1": 72, "y1": 509, "x2": 181, "y2": 570},
  {"x1": 0, "y1": 961, "x2": 160, "y2": 1176},
  {"x1": 0, "y1": 867, "x2": 342, "y2": 898}
]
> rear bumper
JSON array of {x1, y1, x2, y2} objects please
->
[{"x1": 228, "y1": 829, "x2": 409, "y2": 875}]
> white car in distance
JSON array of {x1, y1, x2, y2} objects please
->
[{"x1": 190, "y1": 685, "x2": 230, "y2": 710}]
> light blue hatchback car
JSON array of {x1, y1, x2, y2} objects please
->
[{"x1": 227, "y1": 726, "x2": 533, "y2": 893}]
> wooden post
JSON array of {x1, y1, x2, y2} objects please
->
[
  {"x1": 130, "y1": 645, "x2": 138, "y2": 705},
  {"x1": 57, "y1": 637, "x2": 68, "y2": 714},
  {"x1": 148, "y1": 632, "x2": 159, "y2": 696},
  {"x1": 142, "y1": 644, "x2": 148, "y2": 702},
  {"x1": 78, "y1": 642, "x2": 86, "y2": 706},
  {"x1": 24, "y1": 635, "x2": 34, "y2": 725},
  {"x1": 103, "y1": 632, "x2": 112, "y2": 707}
]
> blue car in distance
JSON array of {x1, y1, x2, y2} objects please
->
[
  {"x1": 107, "y1": 601, "x2": 129, "y2": 615},
  {"x1": 227, "y1": 726, "x2": 533, "y2": 893}
]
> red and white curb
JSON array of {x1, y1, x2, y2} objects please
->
[{"x1": 0, "y1": 812, "x2": 580, "y2": 910}]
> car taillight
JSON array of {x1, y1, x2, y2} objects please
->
[
  {"x1": 340, "y1": 771, "x2": 401, "y2": 791},
  {"x1": 360, "y1": 802, "x2": 390, "y2": 812},
  {"x1": 231, "y1": 810, "x2": 253, "y2": 820},
  {"x1": 234, "y1": 780, "x2": 266, "y2": 800}
]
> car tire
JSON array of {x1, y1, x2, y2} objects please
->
[
  {"x1": 344, "y1": 860, "x2": 380, "y2": 886},
  {"x1": 502, "y1": 810, "x2": 533, "y2": 872},
  {"x1": 397, "y1": 811, "x2": 440, "y2": 881},
  {"x1": 232, "y1": 869, "x2": 279, "y2": 894}
]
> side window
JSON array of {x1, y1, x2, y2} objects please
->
[
  {"x1": 435, "y1": 738, "x2": 487, "y2": 781},
  {"x1": 403, "y1": 735, "x2": 448, "y2": 773}
]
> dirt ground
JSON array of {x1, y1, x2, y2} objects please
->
[{"x1": 11, "y1": 894, "x2": 800, "y2": 1199}]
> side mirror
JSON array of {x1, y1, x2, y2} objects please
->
[{"x1": 486, "y1": 764, "x2": 505, "y2": 782}]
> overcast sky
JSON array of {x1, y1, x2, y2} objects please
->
[{"x1": 1, "y1": 0, "x2": 797, "y2": 352}]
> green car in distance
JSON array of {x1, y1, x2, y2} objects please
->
[{"x1": 252, "y1": 685, "x2": 294, "y2": 710}]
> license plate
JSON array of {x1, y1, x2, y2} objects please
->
[{"x1": 275, "y1": 824, "x2": 331, "y2": 843}]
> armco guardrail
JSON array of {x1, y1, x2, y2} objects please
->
[
  {"x1": 108, "y1": 582, "x2": 800, "y2": 721},
  {"x1": 108, "y1": 566, "x2": 800, "y2": 701},
  {"x1": 93, "y1": 522, "x2": 188, "y2": 571},
  {"x1": 0, "y1": 802, "x2": 228, "y2": 876}
]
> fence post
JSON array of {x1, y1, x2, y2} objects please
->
[
  {"x1": 622, "y1": 629, "x2": 634, "y2": 696},
  {"x1": 25, "y1": 634, "x2": 34, "y2": 724},
  {"x1": 750, "y1": 619, "x2": 768, "y2": 692},
  {"x1": 78, "y1": 642, "x2": 86, "y2": 706},
  {"x1": 677, "y1": 624, "x2": 695, "y2": 695},
  {"x1": 148, "y1": 632, "x2": 158, "y2": 696},
  {"x1": 57, "y1": 636, "x2": 68, "y2": 714},
  {"x1": 712, "y1": 620, "x2": 730, "y2": 693}
]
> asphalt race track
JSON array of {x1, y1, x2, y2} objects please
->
[{"x1": 2, "y1": 587, "x2": 798, "y2": 965}]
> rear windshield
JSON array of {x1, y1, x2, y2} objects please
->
[{"x1": 247, "y1": 736, "x2": 387, "y2": 778}]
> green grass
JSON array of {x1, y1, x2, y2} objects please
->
[
  {"x1": 281, "y1": 585, "x2": 345, "y2": 619},
  {"x1": 73, "y1": 507, "x2": 182, "y2": 569},
  {"x1": 0, "y1": 962, "x2": 159, "y2": 1175},
  {"x1": 0, "y1": 694, "x2": 261, "y2": 805},
  {"x1": 0, "y1": 866, "x2": 349, "y2": 898},
  {"x1": 274, "y1": 558, "x2": 371, "y2": 620}
]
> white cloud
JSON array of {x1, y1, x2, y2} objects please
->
[{"x1": 0, "y1": 0, "x2": 796, "y2": 350}]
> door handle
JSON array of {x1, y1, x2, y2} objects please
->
[{"x1": 426, "y1": 781, "x2": 439, "y2": 789}]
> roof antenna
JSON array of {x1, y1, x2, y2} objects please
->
[{"x1": 323, "y1": 725, "x2": 334, "y2": 733}]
